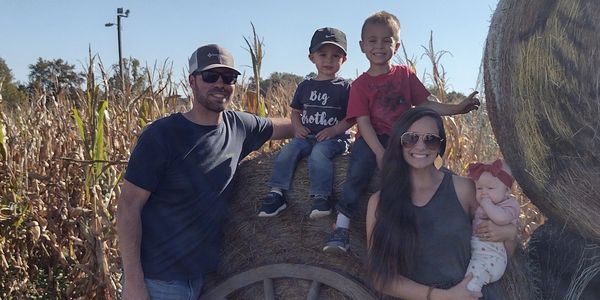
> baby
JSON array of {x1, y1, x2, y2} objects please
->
[{"x1": 466, "y1": 159, "x2": 520, "y2": 292}]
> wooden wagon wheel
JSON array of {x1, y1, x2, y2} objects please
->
[{"x1": 199, "y1": 263, "x2": 377, "y2": 300}]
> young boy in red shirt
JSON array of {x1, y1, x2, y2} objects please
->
[{"x1": 323, "y1": 11, "x2": 480, "y2": 253}]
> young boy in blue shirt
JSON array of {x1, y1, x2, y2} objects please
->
[{"x1": 258, "y1": 27, "x2": 353, "y2": 219}]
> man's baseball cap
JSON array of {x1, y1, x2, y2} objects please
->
[
  {"x1": 189, "y1": 44, "x2": 241, "y2": 75},
  {"x1": 309, "y1": 27, "x2": 347, "y2": 54}
]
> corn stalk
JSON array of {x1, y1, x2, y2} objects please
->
[{"x1": 243, "y1": 22, "x2": 266, "y2": 117}]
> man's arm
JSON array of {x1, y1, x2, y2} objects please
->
[
  {"x1": 419, "y1": 91, "x2": 480, "y2": 116},
  {"x1": 116, "y1": 179, "x2": 151, "y2": 300},
  {"x1": 269, "y1": 117, "x2": 294, "y2": 140}
]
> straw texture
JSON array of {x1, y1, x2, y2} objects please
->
[{"x1": 484, "y1": 0, "x2": 600, "y2": 240}]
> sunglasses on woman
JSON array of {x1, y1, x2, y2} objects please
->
[
  {"x1": 195, "y1": 70, "x2": 238, "y2": 85},
  {"x1": 400, "y1": 132, "x2": 443, "y2": 150}
]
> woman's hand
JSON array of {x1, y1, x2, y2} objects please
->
[
  {"x1": 438, "y1": 273, "x2": 482, "y2": 300},
  {"x1": 475, "y1": 219, "x2": 517, "y2": 242}
]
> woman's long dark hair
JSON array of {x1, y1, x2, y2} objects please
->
[{"x1": 368, "y1": 107, "x2": 447, "y2": 289}]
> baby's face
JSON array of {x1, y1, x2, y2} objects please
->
[{"x1": 475, "y1": 172, "x2": 509, "y2": 204}]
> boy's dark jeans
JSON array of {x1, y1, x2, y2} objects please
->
[{"x1": 336, "y1": 135, "x2": 389, "y2": 218}]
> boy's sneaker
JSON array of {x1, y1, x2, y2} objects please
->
[
  {"x1": 309, "y1": 196, "x2": 332, "y2": 219},
  {"x1": 257, "y1": 192, "x2": 287, "y2": 217},
  {"x1": 323, "y1": 227, "x2": 350, "y2": 253}
]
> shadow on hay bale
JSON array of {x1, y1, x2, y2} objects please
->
[
  {"x1": 528, "y1": 219, "x2": 600, "y2": 300},
  {"x1": 201, "y1": 152, "x2": 535, "y2": 299}
]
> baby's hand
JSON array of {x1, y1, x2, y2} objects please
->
[{"x1": 478, "y1": 196, "x2": 493, "y2": 205}]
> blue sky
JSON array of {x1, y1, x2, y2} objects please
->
[{"x1": 1, "y1": 0, "x2": 498, "y2": 94}]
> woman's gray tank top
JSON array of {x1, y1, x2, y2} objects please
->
[{"x1": 409, "y1": 172, "x2": 504, "y2": 299}]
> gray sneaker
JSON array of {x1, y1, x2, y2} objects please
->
[
  {"x1": 323, "y1": 227, "x2": 350, "y2": 253},
  {"x1": 257, "y1": 192, "x2": 287, "y2": 217},
  {"x1": 309, "y1": 196, "x2": 331, "y2": 219}
]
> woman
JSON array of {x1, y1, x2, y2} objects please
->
[{"x1": 366, "y1": 107, "x2": 516, "y2": 299}]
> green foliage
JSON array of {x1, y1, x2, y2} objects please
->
[
  {"x1": 108, "y1": 58, "x2": 148, "y2": 93},
  {"x1": 0, "y1": 57, "x2": 27, "y2": 107},
  {"x1": 28, "y1": 58, "x2": 84, "y2": 96},
  {"x1": 259, "y1": 72, "x2": 303, "y2": 96}
]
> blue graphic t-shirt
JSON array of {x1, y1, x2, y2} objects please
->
[{"x1": 290, "y1": 77, "x2": 351, "y2": 135}]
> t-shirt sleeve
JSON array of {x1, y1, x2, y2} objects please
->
[
  {"x1": 408, "y1": 69, "x2": 431, "y2": 106},
  {"x1": 238, "y1": 112, "x2": 273, "y2": 158},
  {"x1": 123, "y1": 125, "x2": 168, "y2": 192},
  {"x1": 500, "y1": 197, "x2": 520, "y2": 224},
  {"x1": 345, "y1": 79, "x2": 369, "y2": 122},
  {"x1": 289, "y1": 80, "x2": 306, "y2": 110},
  {"x1": 408, "y1": 68, "x2": 431, "y2": 106}
]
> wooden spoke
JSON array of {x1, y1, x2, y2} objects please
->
[{"x1": 200, "y1": 263, "x2": 376, "y2": 300}]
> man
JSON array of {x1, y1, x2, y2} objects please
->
[{"x1": 117, "y1": 44, "x2": 292, "y2": 300}]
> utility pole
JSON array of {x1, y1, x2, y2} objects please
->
[{"x1": 105, "y1": 8, "x2": 130, "y2": 90}]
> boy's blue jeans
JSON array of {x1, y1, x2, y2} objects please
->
[
  {"x1": 269, "y1": 136, "x2": 348, "y2": 197},
  {"x1": 336, "y1": 135, "x2": 389, "y2": 218}
]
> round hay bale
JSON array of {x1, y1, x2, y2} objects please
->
[{"x1": 484, "y1": 0, "x2": 600, "y2": 240}]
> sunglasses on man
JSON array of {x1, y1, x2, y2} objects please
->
[
  {"x1": 195, "y1": 70, "x2": 238, "y2": 85},
  {"x1": 400, "y1": 132, "x2": 444, "y2": 151}
]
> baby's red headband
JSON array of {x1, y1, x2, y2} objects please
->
[{"x1": 467, "y1": 159, "x2": 514, "y2": 188}]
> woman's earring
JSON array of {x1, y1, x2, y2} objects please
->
[{"x1": 434, "y1": 153, "x2": 444, "y2": 169}]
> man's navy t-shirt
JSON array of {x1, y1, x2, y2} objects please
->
[{"x1": 124, "y1": 111, "x2": 273, "y2": 280}]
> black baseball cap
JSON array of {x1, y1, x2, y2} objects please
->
[
  {"x1": 189, "y1": 44, "x2": 241, "y2": 75},
  {"x1": 309, "y1": 27, "x2": 347, "y2": 54}
]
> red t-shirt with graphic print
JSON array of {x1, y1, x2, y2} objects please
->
[{"x1": 346, "y1": 65, "x2": 430, "y2": 136}]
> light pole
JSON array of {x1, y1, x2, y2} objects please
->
[{"x1": 105, "y1": 7, "x2": 130, "y2": 89}]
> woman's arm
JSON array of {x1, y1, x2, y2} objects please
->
[
  {"x1": 475, "y1": 221, "x2": 518, "y2": 255},
  {"x1": 451, "y1": 175, "x2": 478, "y2": 217}
]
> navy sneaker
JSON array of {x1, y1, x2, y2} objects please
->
[
  {"x1": 309, "y1": 195, "x2": 331, "y2": 219},
  {"x1": 257, "y1": 192, "x2": 287, "y2": 217},
  {"x1": 323, "y1": 227, "x2": 350, "y2": 253}
]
